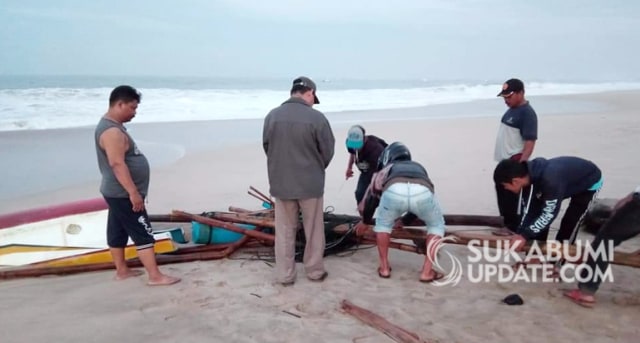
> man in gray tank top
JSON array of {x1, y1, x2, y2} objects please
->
[{"x1": 95, "y1": 85, "x2": 179, "y2": 286}]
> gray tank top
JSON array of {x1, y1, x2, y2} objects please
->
[{"x1": 95, "y1": 117, "x2": 150, "y2": 198}]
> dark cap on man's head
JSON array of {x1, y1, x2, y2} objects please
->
[
  {"x1": 497, "y1": 78, "x2": 524, "y2": 97},
  {"x1": 291, "y1": 76, "x2": 320, "y2": 104}
]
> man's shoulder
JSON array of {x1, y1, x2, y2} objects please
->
[
  {"x1": 362, "y1": 136, "x2": 386, "y2": 155},
  {"x1": 515, "y1": 102, "x2": 537, "y2": 116},
  {"x1": 269, "y1": 101, "x2": 322, "y2": 115}
]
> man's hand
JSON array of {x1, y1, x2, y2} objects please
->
[
  {"x1": 130, "y1": 192, "x2": 145, "y2": 212},
  {"x1": 354, "y1": 221, "x2": 371, "y2": 236},
  {"x1": 508, "y1": 234, "x2": 527, "y2": 252},
  {"x1": 345, "y1": 168, "x2": 354, "y2": 180},
  {"x1": 392, "y1": 219, "x2": 404, "y2": 230}
]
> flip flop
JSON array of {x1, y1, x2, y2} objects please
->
[
  {"x1": 114, "y1": 269, "x2": 144, "y2": 280},
  {"x1": 378, "y1": 267, "x2": 392, "y2": 279},
  {"x1": 147, "y1": 276, "x2": 181, "y2": 286},
  {"x1": 309, "y1": 271, "x2": 328, "y2": 282},
  {"x1": 419, "y1": 271, "x2": 444, "y2": 283},
  {"x1": 563, "y1": 289, "x2": 595, "y2": 308}
]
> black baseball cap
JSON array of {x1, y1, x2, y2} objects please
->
[{"x1": 497, "y1": 78, "x2": 524, "y2": 97}]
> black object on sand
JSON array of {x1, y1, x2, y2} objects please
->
[{"x1": 502, "y1": 294, "x2": 524, "y2": 305}]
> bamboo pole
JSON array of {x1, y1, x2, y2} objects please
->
[
  {"x1": 172, "y1": 210, "x2": 276, "y2": 242},
  {"x1": 228, "y1": 206, "x2": 251, "y2": 213},
  {"x1": 206, "y1": 212, "x2": 276, "y2": 228},
  {"x1": 247, "y1": 191, "x2": 270, "y2": 204},
  {"x1": 148, "y1": 214, "x2": 190, "y2": 223},
  {"x1": 0, "y1": 249, "x2": 229, "y2": 280},
  {"x1": 450, "y1": 231, "x2": 640, "y2": 268},
  {"x1": 249, "y1": 186, "x2": 274, "y2": 206},
  {"x1": 222, "y1": 234, "x2": 252, "y2": 256},
  {"x1": 341, "y1": 300, "x2": 434, "y2": 343},
  {"x1": 169, "y1": 243, "x2": 234, "y2": 254},
  {"x1": 323, "y1": 213, "x2": 504, "y2": 228},
  {"x1": 361, "y1": 230, "x2": 640, "y2": 268},
  {"x1": 149, "y1": 211, "x2": 501, "y2": 228},
  {"x1": 361, "y1": 236, "x2": 421, "y2": 254}
]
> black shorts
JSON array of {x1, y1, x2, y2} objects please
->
[{"x1": 104, "y1": 197, "x2": 155, "y2": 250}]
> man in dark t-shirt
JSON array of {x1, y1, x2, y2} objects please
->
[
  {"x1": 345, "y1": 125, "x2": 388, "y2": 204},
  {"x1": 494, "y1": 78, "x2": 538, "y2": 232}
]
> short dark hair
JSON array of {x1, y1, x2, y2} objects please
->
[
  {"x1": 493, "y1": 159, "x2": 529, "y2": 184},
  {"x1": 109, "y1": 85, "x2": 141, "y2": 106},
  {"x1": 290, "y1": 84, "x2": 313, "y2": 95}
]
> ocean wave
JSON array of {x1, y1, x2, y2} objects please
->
[{"x1": 1, "y1": 82, "x2": 639, "y2": 131}]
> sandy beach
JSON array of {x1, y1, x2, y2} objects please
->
[{"x1": 1, "y1": 91, "x2": 639, "y2": 342}]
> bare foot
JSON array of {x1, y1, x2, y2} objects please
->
[
  {"x1": 147, "y1": 274, "x2": 181, "y2": 286},
  {"x1": 114, "y1": 269, "x2": 144, "y2": 281}
]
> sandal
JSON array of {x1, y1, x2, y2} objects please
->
[
  {"x1": 378, "y1": 267, "x2": 392, "y2": 279},
  {"x1": 563, "y1": 289, "x2": 595, "y2": 308},
  {"x1": 419, "y1": 271, "x2": 444, "y2": 283}
]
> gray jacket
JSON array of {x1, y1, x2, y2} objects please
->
[{"x1": 263, "y1": 97, "x2": 335, "y2": 199}]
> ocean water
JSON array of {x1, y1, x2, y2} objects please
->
[{"x1": 1, "y1": 75, "x2": 640, "y2": 132}]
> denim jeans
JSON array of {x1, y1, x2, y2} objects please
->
[{"x1": 374, "y1": 182, "x2": 445, "y2": 236}]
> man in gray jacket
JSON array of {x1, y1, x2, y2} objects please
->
[{"x1": 263, "y1": 76, "x2": 335, "y2": 286}]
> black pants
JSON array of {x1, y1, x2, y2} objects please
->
[
  {"x1": 579, "y1": 193, "x2": 640, "y2": 294},
  {"x1": 495, "y1": 183, "x2": 521, "y2": 231},
  {"x1": 104, "y1": 196, "x2": 155, "y2": 250},
  {"x1": 522, "y1": 190, "x2": 597, "y2": 243},
  {"x1": 355, "y1": 171, "x2": 374, "y2": 204},
  {"x1": 556, "y1": 190, "x2": 598, "y2": 243}
]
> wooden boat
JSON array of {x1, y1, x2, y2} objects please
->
[
  {"x1": 4, "y1": 186, "x2": 640, "y2": 281},
  {"x1": 0, "y1": 198, "x2": 176, "y2": 268}
]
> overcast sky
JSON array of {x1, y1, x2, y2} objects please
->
[{"x1": 1, "y1": 0, "x2": 639, "y2": 81}]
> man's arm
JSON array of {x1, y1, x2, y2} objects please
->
[
  {"x1": 317, "y1": 118, "x2": 335, "y2": 168},
  {"x1": 346, "y1": 154, "x2": 355, "y2": 179},
  {"x1": 99, "y1": 128, "x2": 144, "y2": 212},
  {"x1": 519, "y1": 196, "x2": 561, "y2": 239},
  {"x1": 360, "y1": 186, "x2": 379, "y2": 225},
  {"x1": 519, "y1": 140, "x2": 536, "y2": 162},
  {"x1": 262, "y1": 121, "x2": 269, "y2": 154},
  {"x1": 519, "y1": 105, "x2": 537, "y2": 162}
]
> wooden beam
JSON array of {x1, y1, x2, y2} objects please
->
[
  {"x1": 172, "y1": 210, "x2": 276, "y2": 242},
  {"x1": 341, "y1": 300, "x2": 434, "y2": 343}
]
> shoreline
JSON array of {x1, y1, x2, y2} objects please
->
[
  {"x1": 1, "y1": 90, "x2": 638, "y2": 214},
  {"x1": 0, "y1": 89, "x2": 634, "y2": 135}
]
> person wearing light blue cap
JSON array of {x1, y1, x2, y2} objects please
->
[{"x1": 345, "y1": 125, "x2": 387, "y2": 205}]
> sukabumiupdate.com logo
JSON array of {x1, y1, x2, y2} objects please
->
[{"x1": 428, "y1": 238, "x2": 615, "y2": 286}]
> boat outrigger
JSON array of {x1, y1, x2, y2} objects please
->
[{"x1": 1, "y1": 186, "x2": 638, "y2": 280}]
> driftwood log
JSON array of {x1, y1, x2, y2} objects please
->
[
  {"x1": 361, "y1": 230, "x2": 640, "y2": 268},
  {"x1": 341, "y1": 300, "x2": 435, "y2": 343}
]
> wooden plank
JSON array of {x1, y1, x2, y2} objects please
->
[{"x1": 341, "y1": 300, "x2": 434, "y2": 343}]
